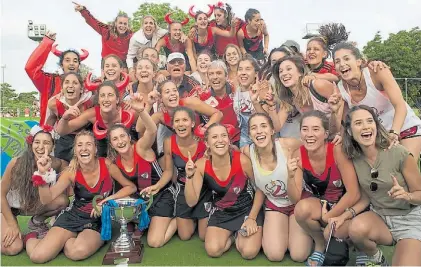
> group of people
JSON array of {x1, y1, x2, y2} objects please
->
[{"x1": 1, "y1": 1, "x2": 421, "y2": 266}]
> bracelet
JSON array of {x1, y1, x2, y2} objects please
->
[
  {"x1": 32, "y1": 174, "x2": 47, "y2": 187},
  {"x1": 32, "y1": 169, "x2": 57, "y2": 187},
  {"x1": 245, "y1": 216, "x2": 256, "y2": 221},
  {"x1": 345, "y1": 207, "x2": 356, "y2": 218},
  {"x1": 186, "y1": 174, "x2": 194, "y2": 180},
  {"x1": 389, "y1": 130, "x2": 400, "y2": 138}
]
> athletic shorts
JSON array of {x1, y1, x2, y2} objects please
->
[
  {"x1": 148, "y1": 188, "x2": 175, "y2": 218},
  {"x1": 53, "y1": 207, "x2": 101, "y2": 233},
  {"x1": 401, "y1": 125, "x2": 421, "y2": 140},
  {"x1": 264, "y1": 199, "x2": 295, "y2": 216},
  {"x1": 208, "y1": 207, "x2": 264, "y2": 233},
  {"x1": 175, "y1": 183, "x2": 212, "y2": 220}
]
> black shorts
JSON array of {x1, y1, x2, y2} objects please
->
[
  {"x1": 208, "y1": 207, "x2": 264, "y2": 233},
  {"x1": 54, "y1": 134, "x2": 75, "y2": 162},
  {"x1": 175, "y1": 183, "x2": 212, "y2": 220},
  {"x1": 53, "y1": 207, "x2": 101, "y2": 233},
  {"x1": 148, "y1": 188, "x2": 175, "y2": 218}
]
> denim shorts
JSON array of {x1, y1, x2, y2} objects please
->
[{"x1": 375, "y1": 205, "x2": 421, "y2": 244}]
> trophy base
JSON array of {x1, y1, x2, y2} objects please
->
[{"x1": 102, "y1": 240, "x2": 144, "y2": 265}]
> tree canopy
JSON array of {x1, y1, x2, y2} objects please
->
[{"x1": 1, "y1": 83, "x2": 38, "y2": 111}]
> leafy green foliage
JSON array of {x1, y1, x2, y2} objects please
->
[
  {"x1": 363, "y1": 27, "x2": 421, "y2": 108},
  {"x1": 1, "y1": 83, "x2": 38, "y2": 111},
  {"x1": 131, "y1": 3, "x2": 195, "y2": 34}
]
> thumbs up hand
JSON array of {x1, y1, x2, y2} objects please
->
[
  {"x1": 185, "y1": 151, "x2": 197, "y2": 179},
  {"x1": 287, "y1": 148, "x2": 300, "y2": 179},
  {"x1": 388, "y1": 174, "x2": 412, "y2": 202}
]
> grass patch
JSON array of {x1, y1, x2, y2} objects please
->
[{"x1": 1, "y1": 216, "x2": 395, "y2": 266}]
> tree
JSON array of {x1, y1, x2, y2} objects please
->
[
  {"x1": 363, "y1": 27, "x2": 421, "y2": 108},
  {"x1": 131, "y1": 3, "x2": 195, "y2": 34},
  {"x1": 79, "y1": 63, "x2": 93, "y2": 80},
  {"x1": 1, "y1": 83, "x2": 38, "y2": 112}
]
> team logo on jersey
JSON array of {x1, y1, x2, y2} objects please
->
[
  {"x1": 141, "y1": 172, "x2": 149, "y2": 179},
  {"x1": 233, "y1": 186, "x2": 241, "y2": 195},
  {"x1": 205, "y1": 96, "x2": 219, "y2": 108},
  {"x1": 204, "y1": 202, "x2": 212, "y2": 212},
  {"x1": 265, "y1": 180, "x2": 288, "y2": 199},
  {"x1": 333, "y1": 179, "x2": 343, "y2": 188}
]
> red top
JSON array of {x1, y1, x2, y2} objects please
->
[
  {"x1": 80, "y1": 9, "x2": 133, "y2": 61},
  {"x1": 24, "y1": 36, "x2": 62, "y2": 126},
  {"x1": 56, "y1": 99, "x2": 92, "y2": 119},
  {"x1": 300, "y1": 143, "x2": 345, "y2": 202},
  {"x1": 209, "y1": 20, "x2": 244, "y2": 56},
  {"x1": 312, "y1": 61, "x2": 338, "y2": 76},
  {"x1": 163, "y1": 34, "x2": 186, "y2": 53}
]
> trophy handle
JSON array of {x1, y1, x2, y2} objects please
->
[
  {"x1": 92, "y1": 195, "x2": 104, "y2": 213},
  {"x1": 143, "y1": 194, "x2": 154, "y2": 211}
]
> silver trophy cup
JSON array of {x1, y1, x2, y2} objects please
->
[{"x1": 109, "y1": 198, "x2": 142, "y2": 253}]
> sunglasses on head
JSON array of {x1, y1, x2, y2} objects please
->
[{"x1": 369, "y1": 168, "x2": 379, "y2": 192}]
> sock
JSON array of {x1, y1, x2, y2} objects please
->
[
  {"x1": 370, "y1": 249, "x2": 383, "y2": 263},
  {"x1": 355, "y1": 251, "x2": 369, "y2": 265}
]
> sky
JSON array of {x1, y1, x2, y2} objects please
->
[{"x1": 1, "y1": 0, "x2": 420, "y2": 93}]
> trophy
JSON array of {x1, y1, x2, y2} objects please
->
[{"x1": 98, "y1": 197, "x2": 151, "y2": 265}]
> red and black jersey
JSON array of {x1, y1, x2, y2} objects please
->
[
  {"x1": 73, "y1": 157, "x2": 113, "y2": 215},
  {"x1": 193, "y1": 27, "x2": 216, "y2": 56},
  {"x1": 56, "y1": 99, "x2": 93, "y2": 120},
  {"x1": 240, "y1": 24, "x2": 264, "y2": 60},
  {"x1": 300, "y1": 143, "x2": 345, "y2": 202},
  {"x1": 198, "y1": 83, "x2": 240, "y2": 142},
  {"x1": 25, "y1": 36, "x2": 62, "y2": 126},
  {"x1": 80, "y1": 9, "x2": 133, "y2": 61},
  {"x1": 311, "y1": 60, "x2": 338, "y2": 76},
  {"x1": 163, "y1": 34, "x2": 187, "y2": 55},
  {"x1": 203, "y1": 151, "x2": 254, "y2": 211},
  {"x1": 94, "y1": 106, "x2": 137, "y2": 141},
  {"x1": 171, "y1": 134, "x2": 206, "y2": 184},
  {"x1": 115, "y1": 144, "x2": 164, "y2": 196},
  {"x1": 167, "y1": 75, "x2": 201, "y2": 99},
  {"x1": 209, "y1": 20, "x2": 245, "y2": 57}
]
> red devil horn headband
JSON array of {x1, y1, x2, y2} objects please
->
[
  {"x1": 51, "y1": 44, "x2": 89, "y2": 61},
  {"x1": 189, "y1": 5, "x2": 214, "y2": 18},
  {"x1": 165, "y1": 12, "x2": 190, "y2": 26}
]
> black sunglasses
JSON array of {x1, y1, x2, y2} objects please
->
[{"x1": 370, "y1": 168, "x2": 379, "y2": 192}]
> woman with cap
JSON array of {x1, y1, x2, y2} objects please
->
[
  {"x1": 1, "y1": 125, "x2": 69, "y2": 256},
  {"x1": 25, "y1": 31, "x2": 89, "y2": 126}
]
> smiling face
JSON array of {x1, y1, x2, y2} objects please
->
[
  {"x1": 98, "y1": 85, "x2": 119, "y2": 113},
  {"x1": 62, "y1": 73, "x2": 82, "y2": 101},
  {"x1": 109, "y1": 127, "x2": 131, "y2": 155},
  {"x1": 350, "y1": 109, "x2": 377, "y2": 148},
  {"x1": 278, "y1": 60, "x2": 301, "y2": 88},
  {"x1": 249, "y1": 115, "x2": 275, "y2": 148},
  {"x1": 173, "y1": 110, "x2": 194, "y2": 138},
  {"x1": 237, "y1": 60, "x2": 256, "y2": 87},
  {"x1": 197, "y1": 53, "x2": 211, "y2": 73},
  {"x1": 300, "y1": 116, "x2": 328, "y2": 152},
  {"x1": 160, "y1": 81, "x2": 179, "y2": 108},
  {"x1": 196, "y1": 13, "x2": 209, "y2": 29},
  {"x1": 61, "y1": 52, "x2": 80, "y2": 73},
  {"x1": 225, "y1": 46, "x2": 240, "y2": 67},
  {"x1": 334, "y1": 48, "x2": 363, "y2": 82},
  {"x1": 208, "y1": 66, "x2": 226, "y2": 91},
  {"x1": 115, "y1": 16, "x2": 129, "y2": 35},
  {"x1": 142, "y1": 17, "x2": 156, "y2": 37},
  {"x1": 170, "y1": 23, "x2": 182, "y2": 40},
  {"x1": 103, "y1": 56, "x2": 122, "y2": 82},
  {"x1": 248, "y1": 13, "x2": 262, "y2": 31},
  {"x1": 206, "y1": 125, "x2": 230, "y2": 156},
  {"x1": 135, "y1": 59, "x2": 154, "y2": 84},
  {"x1": 214, "y1": 9, "x2": 226, "y2": 25},
  {"x1": 32, "y1": 132, "x2": 53, "y2": 160},
  {"x1": 75, "y1": 134, "x2": 96, "y2": 165},
  {"x1": 167, "y1": 59, "x2": 186, "y2": 79},
  {"x1": 306, "y1": 40, "x2": 327, "y2": 66}
]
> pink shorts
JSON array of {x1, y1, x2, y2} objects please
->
[{"x1": 264, "y1": 199, "x2": 295, "y2": 216}]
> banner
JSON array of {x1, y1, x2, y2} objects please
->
[{"x1": 1, "y1": 118, "x2": 39, "y2": 176}]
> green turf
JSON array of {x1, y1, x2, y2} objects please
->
[{"x1": 1, "y1": 216, "x2": 395, "y2": 266}]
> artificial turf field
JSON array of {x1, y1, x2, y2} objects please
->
[{"x1": 1, "y1": 216, "x2": 394, "y2": 266}]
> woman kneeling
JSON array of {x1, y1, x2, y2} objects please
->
[{"x1": 25, "y1": 130, "x2": 136, "y2": 263}]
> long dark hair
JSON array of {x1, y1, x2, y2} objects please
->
[
  {"x1": 9, "y1": 131, "x2": 54, "y2": 212},
  {"x1": 258, "y1": 46, "x2": 296, "y2": 80},
  {"x1": 248, "y1": 113, "x2": 277, "y2": 164},
  {"x1": 342, "y1": 105, "x2": 391, "y2": 159}
]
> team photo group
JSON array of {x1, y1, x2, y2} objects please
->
[{"x1": 1, "y1": 1, "x2": 421, "y2": 266}]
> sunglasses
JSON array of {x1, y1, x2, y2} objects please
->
[{"x1": 369, "y1": 168, "x2": 379, "y2": 192}]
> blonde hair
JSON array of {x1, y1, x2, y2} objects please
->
[{"x1": 67, "y1": 130, "x2": 97, "y2": 173}]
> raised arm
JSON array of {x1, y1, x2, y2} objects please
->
[
  {"x1": 24, "y1": 34, "x2": 55, "y2": 92},
  {"x1": 74, "y1": 2, "x2": 108, "y2": 36},
  {"x1": 185, "y1": 39, "x2": 197, "y2": 72},
  {"x1": 136, "y1": 111, "x2": 162, "y2": 136},
  {"x1": 184, "y1": 156, "x2": 205, "y2": 207},
  {"x1": 55, "y1": 106, "x2": 95, "y2": 136},
  {"x1": 135, "y1": 107, "x2": 158, "y2": 152},
  {"x1": 184, "y1": 97, "x2": 223, "y2": 127}
]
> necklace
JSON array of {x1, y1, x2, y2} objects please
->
[{"x1": 344, "y1": 70, "x2": 363, "y2": 91}]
